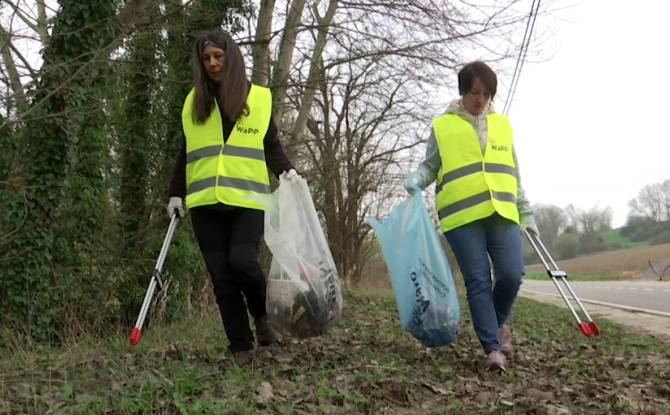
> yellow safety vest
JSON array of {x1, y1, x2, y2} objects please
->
[
  {"x1": 434, "y1": 113, "x2": 519, "y2": 233},
  {"x1": 182, "y1": 84, "x2": 272, "y2": 211}
]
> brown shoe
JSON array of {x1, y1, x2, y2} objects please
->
[
  {"x1": 499, "y1": 326, "x2": 515, "y2": 358},
  {"x1": 233, "y1": 350, "x2": 254, "y2": 368},
  {"x1": 255, "y1": 315, "x2": 277, "y2": 347},
  {"x1": 484, "y1": 350, "x2": 507, "y2": 372}
]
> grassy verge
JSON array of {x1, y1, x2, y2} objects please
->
[
  {"x1": 524, "y1": 270, "x2": 633, "y2": 281},
  {"x1": 1, "y1": 292, "x2": 669, "y2": 414}
]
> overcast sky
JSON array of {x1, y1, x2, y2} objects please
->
[{"x1": 507, "y1": 0, "x2": 668, "y2": 228}]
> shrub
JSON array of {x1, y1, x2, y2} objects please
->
[{"x1": 552, "y1": 234, "x2": 581, "y2": 260}]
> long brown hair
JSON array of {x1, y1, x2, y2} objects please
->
[{"x1": 192, "y1": 29, "x2": 249, "y2": 124}]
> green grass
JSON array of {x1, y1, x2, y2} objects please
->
[
  {"x1": 601, "y1": 228, "x2": 649, "y2": 249},
  {"x1": 1, "y1": 292, "x2": 669, "y2": 414},
  {"x1": 524, "y1": 270, "x2": 632, "y2": 281}
]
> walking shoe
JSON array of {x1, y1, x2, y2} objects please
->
[
  {"x1": 233, "y1": 350, "x2": 254, "y2": 368},
  {"x1": 484, "y1": 350, "x2": 507, "y2": 372},
  {"x1": 255, "y1": 314, "x2": 277, "y2": 347},
  {"x1": 499, "y1": 325, "x2": 515, "y2": 358}
]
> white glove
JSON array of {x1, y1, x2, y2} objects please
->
[
  {"x1": 168, "y1": 197, "x2": 185, "y2": 218},
  {"x1": 405, "y1": 173, "x2": 420, "y2": 195},
  {"x1": 286, "y1": 169, "x2": 300, "y2": 181},
  {"x1": 521, "y1": 222, "x2": 540, "y2": 237}
]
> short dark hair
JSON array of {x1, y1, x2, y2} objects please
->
[{"x1": 458, "y1": 61, "x2": 497, "y2": 100}]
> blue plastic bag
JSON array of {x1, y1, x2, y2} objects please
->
[{"x1": 367, "y1": 182, "x2": 460, "y2": 348}]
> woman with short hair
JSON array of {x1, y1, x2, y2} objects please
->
[{"x1": 406, "y1": 61, "x2": 538, "y2": 371}]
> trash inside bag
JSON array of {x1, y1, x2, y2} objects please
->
[
  {"x1": 246, "y1": 173, "x2": 343, "y2": 339},
  {"x1": 265, "y1": 261, "x2": 338, "y2": 338},
  {"x1": 367, "y1": 180, "x2": 460, "y2": 348}
]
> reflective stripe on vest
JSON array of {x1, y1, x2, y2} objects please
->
[
  {"x1": 182, "y1": 84, "x2": 272, "y2": 211},
  {"x1": 186, "y1": 176, "x2": 271, "y2": 195},
  {"x1": 433, "y1": 113, "x2": 519, "y2": 233},
  {"x1": 185, "y1": 144, "x2": 266, "y2": 164},
  {"x1": 435, "y1": 162, "x2": 517, "y2": 194}
]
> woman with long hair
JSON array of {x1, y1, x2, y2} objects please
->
[{"x1": 167, "y1": 29, "x2": 299, "y2": 367}]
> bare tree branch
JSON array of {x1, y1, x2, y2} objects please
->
[
  {"x1": 8, "y1": 41, "x2": 35, "y2": 76},
  {"x1": 4, "y1": 0, "x2": 44, "y2": 39},
  {"x1": 0, "y1": 0, "x2": 195, "y2": 129}
]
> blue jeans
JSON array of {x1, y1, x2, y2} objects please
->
[{"x1": 445, "y1": 213, "x2": 525, "y2": 354}]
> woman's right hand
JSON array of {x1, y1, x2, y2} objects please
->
[
  {"x1": 405, "y1": 172, "x2": 420, "y2": 195},
  {"x1": 168, "y1": 197, "x2": 185, "y2": 218}
]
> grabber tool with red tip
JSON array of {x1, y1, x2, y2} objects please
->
[
  {"x1": 129, "y1": 212, "x2": 180, "y2": 346},
  {"x1": 524, "y1": 229, "x2": 600, "y2": 337}
]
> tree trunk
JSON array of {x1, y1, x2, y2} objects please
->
[
  {"x1": 0, "y1": 27, "x2": 27, "y2": 110},
  {"x1": 290, "y1": 0, "x2": 338, "y2": 146},
  {"x1": 0, "y1": 0, "x2": 119, "y2": 341},
  {"x1": 36, "y1": 0, "x2": 50, "y2": 43},
  {"x1": 118, "y1": 29, "x2": 158, "y2": 240},
  {"x1": 271, "y1": 0, "x2": 308, "y2": 132},
  {"x1": 251, "y1": 0, "x2": 276, "y2": 86}
]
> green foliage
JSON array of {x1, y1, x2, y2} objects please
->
[
  {"x1": 111, "y1": 220, "x2": 206, "y2": 327},
  {"x1": 578, "y1": 232, "x2": 607, "y2": 254},
  {"x1": 600, "y1": 228, "x2": 649, "y2": 250},
  {"x1": 563, "y1": 226, "x2": 577, "y2": 234},
  {"x1": 0, "y1": 115, "x2": 12, "y2": 181},
  {"x1": 0, "y1": 0, "x2": 120, "y2": 342},
  {"x1": 0, "y1": 0, "x2": 251, "y2": 343},
  {"x1": 532, "y1": 204, "x2": 566, "y2": 250},
  {"x1": 620, "y1": 216, "x2": 670, "y2": 243},
  {"x1": 650, "y1": 230, "x2": 670, "y2": 246},
  {"x1": 52, "y1": 0, "x2": 120, "y2": 338},
  {"x1": 111, "y1": 4, "x2": 164, "y2": 324},
  {"x1": 551, "y1": 233, "x2": 581, "y2": 260}
]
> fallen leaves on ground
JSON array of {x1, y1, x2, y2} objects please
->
[{"x1": 1, "y1": 293, "x2": 669, "y2": 414}]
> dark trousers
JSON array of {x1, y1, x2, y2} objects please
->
[{"x1": 191, "y1": 206, "x2": 267, "y2": 353}]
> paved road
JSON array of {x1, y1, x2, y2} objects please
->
[{"x1": 520, "y1": 280, "x2": 670, "y2": 314}]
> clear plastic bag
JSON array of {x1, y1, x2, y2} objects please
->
[
  {"x1": 246, "y1": 173, "x2": 343, "y2": 338},
  {"x1": 367, "y1": 181, "x2": 460, "y2": 348}
]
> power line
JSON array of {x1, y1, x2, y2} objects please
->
[
  {"x1": 504, "y1": 0, "x2": 536, "y2": 115},
  {"x1": 503, "y1": 0, "x2": 541, "y2": 116},
  {"x1": 506, "y1": 0, "x2": 541, "y2": 116}
]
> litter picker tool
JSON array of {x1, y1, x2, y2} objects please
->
[
  {"x1": 129, "y1": 212, "x2": 180, "y2": 346},
  {"x1": 524, "y1": 229, "x2": 601, "y2": 337}
]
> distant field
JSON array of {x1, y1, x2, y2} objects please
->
[
  {"x1": 600, "y1": 228, "x2": 649, "y2": 249},
  {"x1": 526, "y1": 243, "x2": 670, "y2": 275}
]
